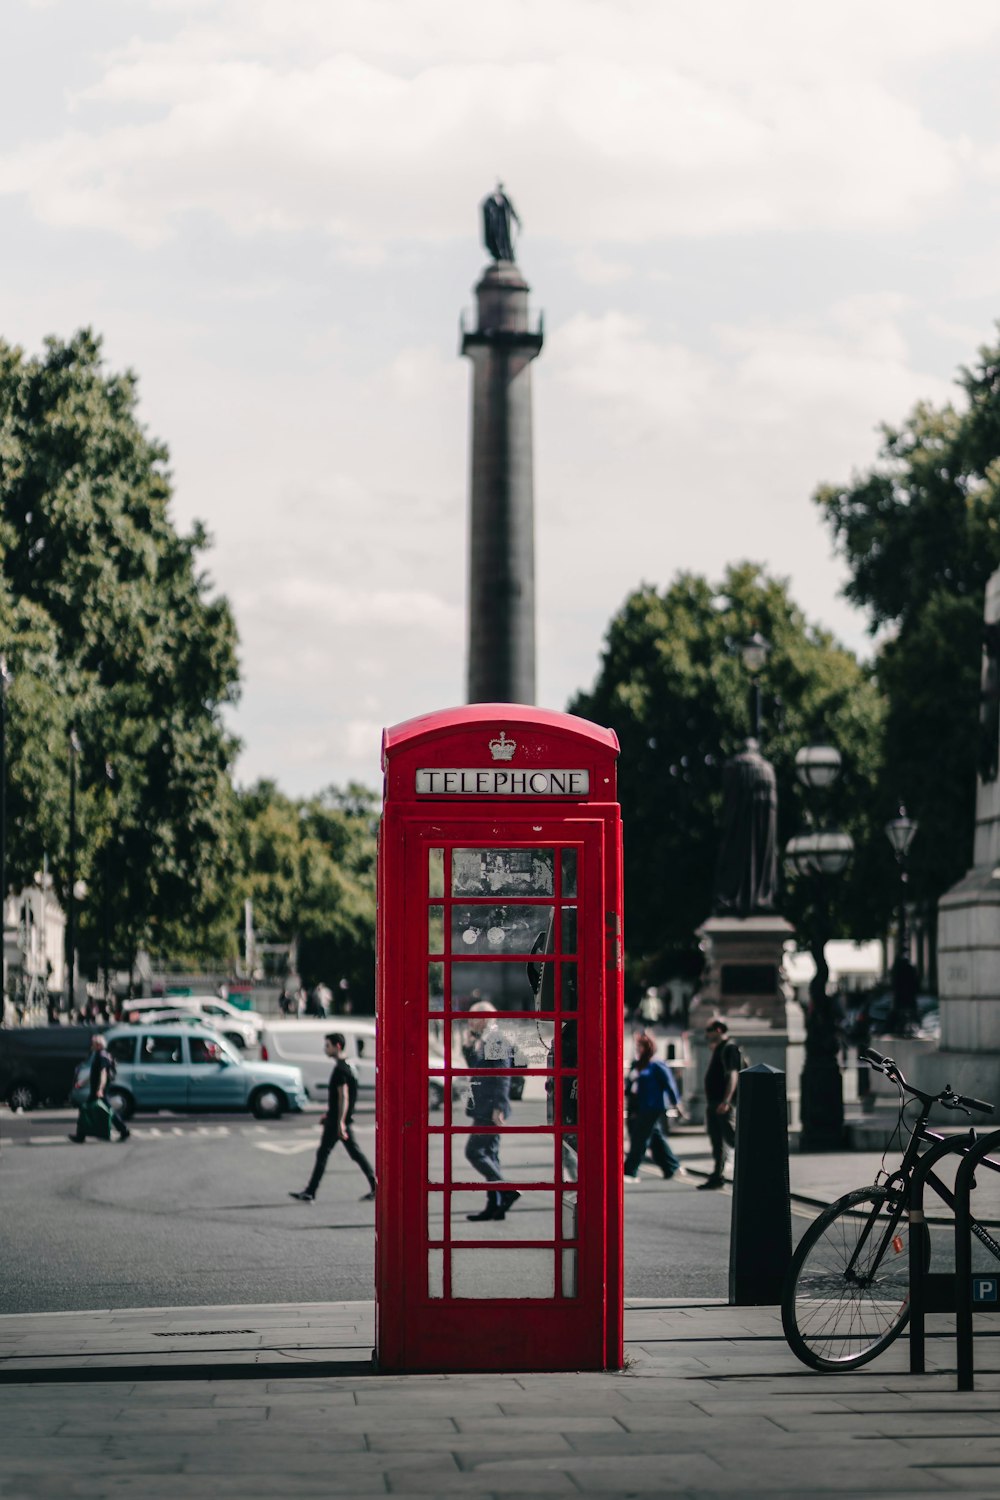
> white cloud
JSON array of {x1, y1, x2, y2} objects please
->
[{"x1": 1, "y1": 1, "x2": 991, "y2": 247}]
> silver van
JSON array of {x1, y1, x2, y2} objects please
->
[{"x1": 258, "y1": 1019, "x2": 376, "y2": 1103}]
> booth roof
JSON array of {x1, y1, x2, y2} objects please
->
[{"x1": 381, "y1": 704, "x2": 619, "y2": 765}]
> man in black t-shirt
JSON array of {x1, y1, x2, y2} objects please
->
[
  {"x1": 698, "y1": 1017, "x2": 741, "y2": 1190},
  {"x1": 290, "y1": 1033, "x2": 376, "y2": 1203}
]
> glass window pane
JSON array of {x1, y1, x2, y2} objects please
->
[
  {"x1": 428, "y1": 1249, "x2": 443, "y2": 1299},
  {"x1": 561, "y1": 849, "x2": 578, "y2": 898},
  {"x1": 428, "y1": 962, "x2": 444, "y2": 1012},
  {"x1": 428, "y1": 848, "x2": 444, "y2": 898},
  {"x1": 452, "y1": 905, "x2": 553, "y2": 956},
  {"x1": 108, "y1": 1037, "x2": 136, "y2": 1064},
  {"x1": 428, "y1": 905, "x2": 444, "y2": 955},
  {"x1": 427, "y1": 1190, "x2": 445, "y2": 1241},
  {"x1": 427, "y1": 1020, "x2": 446, "y2": 1071},
  {"x1": 455, "y1": 1078, "x2": 548, "y2": 1122},
  {"x1": 559, "y1": 1075, "x2": 579, "y2": 1128},
  {"x1": 452, "y1": 1131, "x2": 556, "y2": 1184},
  {"x1": 451, "y1": 1249, "x2": 554, "y2": 1299},
  {"x1": 428, "y1": 1135, "x2": 444, "y2": 1183},
  {"x1": 451, "y1": 960, "x2": 546, "y2": 1013},
  {"x1": 560, "y1": 908, "x2": 577, "y2": 954},
  {"x1": 561, "y1": 963, "x2": 578, "y2": 1012},
  {"x1": 561, "y1": 1134, "x2": 579, "y2": 1182},
  {"x1": 453, "y1": 1017, "x2": 554, "y2": 1070},
  {"x1": 450, "y1": 1190, "x2": 554, "y2": 1240},
  {"x1": 561, "y1": 1191, "x2": 578, "y2": 1241},
  {"x1": 561, "y1": 1250, "x2": 577, "y2": 1298},
  {"x1": 452, "y1": 849, "x2": 554, "y2": 897},
  {"x1": 141, "y1": 1034, "x2": 183, "y2": 1064},
  {"x1": 189, "y1": 1037, "x2": 222, "y2": 1064}
]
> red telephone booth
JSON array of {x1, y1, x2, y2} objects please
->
[{"x1": 376, "y1": 704, "x2": 623, "y2": 1373}]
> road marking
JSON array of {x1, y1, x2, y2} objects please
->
[{"x1": 251, "y1": 1140, "x2": 314, "y2": 1152}]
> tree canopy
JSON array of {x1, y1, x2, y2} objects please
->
[
  {"x1": 815, "y1": 330, "x2": 1000, "y2": 915},
  {"x1": 570, "y1": 563, "x2": 886, "y2": 1001},
  {"x1": 0, "y1": 330, "x2": 241, "y2": 977},
  {"x1": 234, "y1": 780, "x2": 379, "y2": 1007}
]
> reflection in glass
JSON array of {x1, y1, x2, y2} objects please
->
[
  {"x1": 428, "y1": 1134, "x2": 444, "y2": 1183},
  {"x1": 451, "y1": 961, "x2": 541, "y2": 1012},
  {"x1": 562, "y1": 1250, "x2": 577, "y2": 1298},
  {"x1": 562, "y1": 1134, "x2": 579, "y2": 1182},
  {"x1": 452, "y1": 1017, "x2": 553, "y2": 1070},
  {"x1": 452, "y1": 1132, "x2": 556, "y2": 1184},
  {"x1": 429, "y1": 848, "x2": 444, "y2": 898},
  {"x1": 427, "y1": 1018, "x2": 446, "y2": 1071},
  {"x1": 452, "y1": 848, "x2": 554, "y2": 897},
  {"x1": 561, "y1": 849, "x2": 578, "y2": 898},
  {"x1": 450, "y1": 1190, "x2": 554, "y2": 1240},
  {"x1": 451, "y1": 1083, "x2": 548, "y2": 1127},
  {"x1": 428, "y1": 905, "x2": 444, "y2": 954},
  {"x1": 428, "y1": 962, "x2": 444, "y2": 1012},
  {"x1": 561, "y1": 964, "x2": 578, "y2": 1012},
  {"x1": 451, "y1": 905, "x2": 553, "y2": 956},
  {"x1": 562, "y1": 1191, "x2": 578, "y2": 1240},
  {"x1": 451, "y1": 1248, "x2": 554, "y2": 1299},
  {"x1": 560, "y1": 908, "x2": 578, "y2": 954},
  {"x1": 428, "y1": 1249, "x2": 443, "y2": 1299},
  {"x1": 427, "y1": 1190, "x2": 445, "y2": 1241}
]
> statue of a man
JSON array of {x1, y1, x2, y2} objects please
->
[
  {"x1": 481, "y1": 182, "x2": 521, "y2": 262},
  {"x1": 712, "y1": 740, "x2": 778, "y2": 918}
]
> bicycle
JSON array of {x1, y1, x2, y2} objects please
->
[{"x1": 781, "y1": 1047, "x2": 997, "y2": 1372}]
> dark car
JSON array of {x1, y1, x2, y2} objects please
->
[{"x1": 0, "y1": 1025, "x2": 97, "y2": 1111}]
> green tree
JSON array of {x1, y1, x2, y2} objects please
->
[
  {"x1": 570, "y1": 564, "x2": 886, "y2": 1003},
  {"x1": 815, "y1": 331, "x2": 1000, "y2": 954},
  {"x1": 0, "y1": 330, "x2": 240, "y2": 987},
  {"x1": 235, "y1": 780, "x2": 378, "y2": 1009}
]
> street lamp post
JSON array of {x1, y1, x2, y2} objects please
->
[
  {"x1": 65, "y1": 727, "x2": 81, "y2": 1021},
  {"x1": 102, "y1": 760, "x2": 115, "y2": 1016},
  {"x1": 785, "y1": 746, "x2": 854, "y2": 1152},
  {"x1": 885, "y1": 805, "x2": 919, "y2": 1035},
  {"x1": 0, "y1": 655, "x2": 11, "y2": 1026}
]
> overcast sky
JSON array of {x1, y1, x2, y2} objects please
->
[{"x1": 4, "y1": 0, "x2": 1000, "y2": 796}]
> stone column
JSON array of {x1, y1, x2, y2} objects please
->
[{"x1": 461, "y1": 261, "x2": 543, "y2": 704}]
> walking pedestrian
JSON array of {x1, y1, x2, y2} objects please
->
[
  {"x1": 624, "y1": 1033, "x2": 685, "y2": 1182},
  {"x1": 290, "y1": 1033, "x2": 376, "y2": 1202},
  {"x1": 462, "y1": 1000, "x2": 520, "y2": 1222},
  {"x1": 68, "y1": 1034, "x2": 130, "y2": 1143},
  {"x1": 698, "y1": 1017, "x2": 741, "y2": 1189}
]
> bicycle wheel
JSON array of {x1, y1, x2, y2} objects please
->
[{"x1": 782, "y1": 1187, "x2": 928, "y2": 1371}]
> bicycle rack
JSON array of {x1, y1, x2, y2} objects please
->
[
  {"x1": 954, "y1": 1126, "x2": 1000, "y2": 1391},
  {"x1": 908, "y1": 1133, "x2": 974, "y2": 1374}
]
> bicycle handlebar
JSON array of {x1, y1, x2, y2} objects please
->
[{"x1": 859, "y1": 1048, "x2": 995, "y2": 1115}]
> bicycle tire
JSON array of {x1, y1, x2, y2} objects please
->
[{"x1": 782, "y1": 1187, "x2": 929, "y2": 1372}]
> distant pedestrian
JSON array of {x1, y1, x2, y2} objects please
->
[
  {"x1": 290, "y1": 1033, "x2": 376, "y2": 1203},
  {"x1": 462, "y1": 1000, "x2": 519, "y2": 1221},
  {"x1": 698, "y1": 1017, "x2": 741, "y2": 1190},
  {"x1": 624, "y1": 1033, "x2": 685, "y2": 1182},
  {"x1": 68, "y1": 1035, "x2": 130, "y2": 1144}
]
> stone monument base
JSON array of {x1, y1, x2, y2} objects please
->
[{"x1": 687, "y1": 914, "x2": 802, "y2": 1128}]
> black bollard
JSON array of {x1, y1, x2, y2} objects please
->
[{"x1": 728, "y1": 1064, "x2": 792, "y2": 1305}]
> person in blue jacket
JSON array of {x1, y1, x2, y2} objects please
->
[{"x1": 624, "y1": 1032, "x2": 684, "y2": 1181}]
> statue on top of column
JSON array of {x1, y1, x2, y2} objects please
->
[
  {"x1": 711, "y1": 739, "x2": 779, "y2": 918},
  {"x1": 481, "y1": 182, "x2": 521, "y2": 262}
]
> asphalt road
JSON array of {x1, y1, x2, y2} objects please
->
[{"x1": 0, "y1": 1105, "x2": 733, "y2": 1313}]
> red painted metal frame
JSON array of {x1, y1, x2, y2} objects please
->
[{"x1": 375, "y1": 706, "x2": 623, "y2": 1374}]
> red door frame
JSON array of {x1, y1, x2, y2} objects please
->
[{"x1": 376, "y1": 707, "x2": 623, "y2": 1374}]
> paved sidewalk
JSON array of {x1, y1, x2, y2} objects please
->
[{"x1": 1, "y1": 1298, "x2": 998, "y2": 1498}]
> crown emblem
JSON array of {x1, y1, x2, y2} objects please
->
[{"x1": 489, "y1": 730, "x2": 517, "y2": 762}]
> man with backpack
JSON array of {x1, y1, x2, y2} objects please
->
[{"x1": 699, "y1": 1017, "x2": 742, "y2": 1189}]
